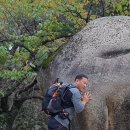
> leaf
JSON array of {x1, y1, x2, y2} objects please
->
[
  {"x1": 35, "y1": 46, "x2": 49, "y2": 67},
  {"x1": 0, "y1": 46, "x2": 7, "y2": 65},
  {"x1": 117, "y1": 3, "x2": 122, "y2": 12},
  {"x1": 0, "y1": 70, "x2": 26, "y2": 80},
  {"x1": 0, "y1": 0, "x2": 129, "y2": 82}
]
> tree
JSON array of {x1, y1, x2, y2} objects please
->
[
  {"x1": 0, "y1": 1, "x2": 88, "y2": 117},
  {"x1": 0, "y1": 0, "x2": 129, "y2": 114}
]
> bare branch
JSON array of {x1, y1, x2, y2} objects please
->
[
  {"x1": 1, "y1": 78, "x2": 26, "y2": 98},
  {"x1": 20, "y1": 18, "x2": 32, "y2": 35},
  {"x1": 63, "y1": 6, "x2": 86, "y2": 21},
  {"x1": 18, "y1": 78, "x2": 37, "y2": 95},
  {"x1": 67, "y1": 9, "x2": 86, "y2": 21},
  {"x1": 0, "y1": 39, "x2": 10, "y2": 43},
  {"x1": 99, "y1": 0, "x2": 105, "y2": 17},
  {"x1": 19, "y1": 44, "x2": 34, "y2": 54},
  {"x1": 14, "y1": 95, "x2": 43, "y2": 109},
  {"x1": 33, "y1": 20, "x2": 38, "y2": 33},
  {"x1": 85, "y1": 3, "x2": 93, "y2": 23},
  {"x1": 16, "y1": 96, "x2": 43, "y2": 102}
]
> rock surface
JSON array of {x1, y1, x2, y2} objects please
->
[
  {"x1": 40, "y1": 16, "x2": 130, "y2": 130},
  {"x1": 12, "y1": 99, "x2": 48, "y2": 130}
]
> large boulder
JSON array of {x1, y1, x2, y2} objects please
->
[
  {"x1": 12, "y1": 99, "x2": 48, "y2": 130},
  {"x1": 39, "y1": 16, "x2": 130, "y2": 130}
]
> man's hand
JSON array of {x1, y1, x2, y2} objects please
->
[{"x1": 81, "y1": 92, "x2": 92, "y2": 105}]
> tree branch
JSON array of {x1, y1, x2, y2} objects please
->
[
  {"x1": 85, "y1": 3, "x2": 93, "y2": 23},
  {"x1": 99, "y1": 0, "x2": 105, "y2": 17},
  {"x1": 0, "y1": 32, "x2": 11, "y2": 43},
  {"x1": 2, "y1": 78, "x2": 26, "y2": 98},
  {"x1": 42, "y1": 34, "x2": 73, "y2": 45},
  {"x1": 10, "y1": 44, "x2": 19, "y2": 55},
  {"x1": 17, "y1": 78, "x2": 37, "y2": 95},
  {"x1": 0, "y1": 36, "x2": 35, "y2": 57},
  {"x1": 65, "y1": 8, "x2": 86, "y2": 21},
  {"x1": 19, "y1": 43, "x2": 34, "y2": 55},
  {"x1": 33, "y1": 19, "x2": 38, "y2": 33},
  {"x1": 8, "y1": 10, "x2": 32, "y2": 35},
  {"x1": 14, "y1": 96, "x2": 43, "y2": 109},
  {"x1": 20, "y1": 18, "x2": 32, "y2": 35},
  {"x1": 16, "y1": 96, "x2": 43, "y2": 102},
  {"x1": 0, "y1": 39, "x2": 10, "y2": 43}
]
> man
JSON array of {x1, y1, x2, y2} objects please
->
[{"x1": 48, "y1": 74, "x2": 91, "y2": 130}]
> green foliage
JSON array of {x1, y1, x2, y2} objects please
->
[
  {"x1": 0, "y1": 69, "x2": 37, "y2": 80},
  {"x1": 35, "y1": 46, "x2": 49, "y2": 67},
  {"x1": 0, "y1": 70, "x2": 26, "y2": 80},
  {"x1": 0, "y1": 46, "x2": 7, "y2": 65},
  {"x1": 84, "y1": 0, "x2": 129, "y2": 18},
  {"x1": 0, "y1": 0, "x2": 129, "y2": 81}
]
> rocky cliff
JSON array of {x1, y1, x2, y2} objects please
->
[{"x1": 39, "y1": 16, "x2": 130, "y2": 130}]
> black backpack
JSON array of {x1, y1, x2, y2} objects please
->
[{"x1": 42, "y1": 82, "x2": 74, "y2": 116}]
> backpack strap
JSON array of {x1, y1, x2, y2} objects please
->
[
  {"x1": 61, "y1": 84, "x2": 75, "y2": 102},
  {"x1": 56, "y1": 84, "x2": 75, "y2": 130},
  {"x1": 64, "y1": 85, "x2": 75, "y2": 130}
]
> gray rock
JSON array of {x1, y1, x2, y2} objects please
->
[
  {"x1": 12, "y1": 99, "x2": 48, "y2": 130},
  {"x1": 40, "y1": 16, "x2": 130, "y2": 130}
]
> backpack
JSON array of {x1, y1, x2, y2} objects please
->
[{"x1": 42, "y1": 81, "x2": 74, "y2": 116}]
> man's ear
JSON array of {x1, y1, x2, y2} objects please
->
[{"x1": 75, "y1": 79, "x2": 79, "y2": 83}]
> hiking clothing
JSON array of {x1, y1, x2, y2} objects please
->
[
  {"x1": 54, "y1": 85, "x2": 85, "y2": 129},
  {"x1": 48, "y1": 116, "x2": 68, "y2": 130}
]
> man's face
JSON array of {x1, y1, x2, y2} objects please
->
[{"x1": 75, "y1": 77, "x2": 88, "y2": 92}]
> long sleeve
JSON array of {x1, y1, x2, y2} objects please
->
[{"x1": 70, "y1": 88, "x2": 85, "y2": 113}]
